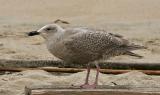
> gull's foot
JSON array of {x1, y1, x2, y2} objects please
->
[{"x1": 80, "y1": 84, "x2": 97, "y2": 89}]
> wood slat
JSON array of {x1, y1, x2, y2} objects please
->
[
  {"x1": 25, "y1": 85, "x2": 160, "y2": 95},
  {"x1": 0, "y1": 59, "x2": 160, "y2": 70},
  {"x1": 2, "y1": 67, "x2": 160, "y2": 75}
]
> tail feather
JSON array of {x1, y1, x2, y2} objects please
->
[
  {"x1": 126, "y1": 44, "x2": 147, "y2": 51},
  {"x1": 124, "y1": 51, "x2": 143, "y2": 58}
]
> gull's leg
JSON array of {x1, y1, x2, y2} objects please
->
[
  {"x1": 94, "y1": 62, "x2": 100, "y2": 85},
  {"x1": 80, "y1": 62, "x2": 100, "y2": 89},
  {"x1": 80, "y1": 63, "x2": 91, "y2": 88},
  {"x1": 84, "y1": 63, "x2": 91, "y2": 84}
]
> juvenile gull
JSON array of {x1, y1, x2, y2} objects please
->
[{"x1": 28, "y1": 24, "x2": 146, "y2": 88}]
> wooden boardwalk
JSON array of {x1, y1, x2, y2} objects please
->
[{"x1": 25, "y1": 85, "x2": 160, "y2": 95}]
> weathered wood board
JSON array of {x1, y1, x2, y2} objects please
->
[
  {"x1": 0, "y1": 59, "x2": 160, "y2": 70},
  {"x1": 25, "y1": 85, "x2": 160, "y2": 95},
  {"x1": 2, "y1": 67, "x2": 160, "y2": 75}
]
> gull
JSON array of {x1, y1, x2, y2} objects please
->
[{"x1": 28, "y1": 24, "x2": 146, "y2": 88}]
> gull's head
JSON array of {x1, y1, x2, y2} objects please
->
[{"x1": 28, "y1": 24, "x2": 64, "y2": 39}]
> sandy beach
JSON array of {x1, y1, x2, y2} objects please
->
[{"x1": 0, "y1": 0, "x2": 160, "y2": 62}]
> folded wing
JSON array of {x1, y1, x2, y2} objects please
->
[{"x1": 64, "y1": 31, "x2": 145, "y2": 59}]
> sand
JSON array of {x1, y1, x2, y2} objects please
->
[
  {"x1": 1, "y1": 70, "x2": 160, "y2": 95},
  {"x1": 0, "y1": 0, "x2": 160, "y2": 62},
  {"x1": 0, "y1": 0, "x2": 160, "y2": 95}
]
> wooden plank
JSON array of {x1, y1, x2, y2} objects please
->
[
  {"x1": 31, "y1": 90, "x2": 160, "y2": 95},
  {"x1": 2, "y1": 67, "x2": 160, "y2": 75},
  {"x1": 0, "y1": 59, "x2": 160, "y2": 70},
  {"x1": 25, "y1": 85, "x2": 160, "y2": 95}
]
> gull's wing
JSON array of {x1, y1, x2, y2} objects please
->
[
  {"x1": 64, "y1": 31, "x2": 128, "y2": 55},
  {"x1": 63, "y1": 30, "x2": 145, "y2": 58}
]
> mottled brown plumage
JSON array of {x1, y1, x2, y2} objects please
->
[
  {"x1": 28, "y1": 24, "x2": 146, "y2": 88},
  {"x1": 43, "y1": 26, "x2": 144, "y2": 63}
]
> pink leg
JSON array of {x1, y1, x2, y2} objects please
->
[
  {"x1": 80, "y1": 63, "x2": 100, "y2": 89},
  {"x1": 80, "y1": 64, "x2": 91, "y2": 87},
  {"x1": 94, "y1": 63, "x2": 100, "y2": 85},
  {"x1": 85, "y1": 64, "x2": 91, "y2": 84}
]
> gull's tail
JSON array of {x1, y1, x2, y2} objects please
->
[
  {"x1": 123, "y1": 44, "x2": 147, "y2": 58},
  {"x1": 124, "y1": 51, "x2": 143, "y2": 58},
  {"x1": 108, "y1": 44, "x2": 146, "y2": 58},
  {"x1": 126, "y1": 44, "x2": 147, "y2": 51}
]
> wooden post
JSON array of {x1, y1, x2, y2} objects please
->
[{"x1": 25, "y1": 85, "x2": 160, "y2": 95}]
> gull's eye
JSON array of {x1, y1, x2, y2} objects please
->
[{"x1": 46, "y1": 28, "x2": 51, "y2": 31}]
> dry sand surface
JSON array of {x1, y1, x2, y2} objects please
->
[
  {"x1": 1, "y1": 70, "x2": 160, "y2": 95},
  {"x1": 0, "y1": 0, "x2": 160, "y2": 95},
  {"x1": 0, "y1": 0, "x2": 160, "y2": 62}
]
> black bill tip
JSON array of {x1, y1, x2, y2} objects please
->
[{"x1": 27, "y1": 31, "x2": 40, "y2": 36}]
